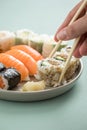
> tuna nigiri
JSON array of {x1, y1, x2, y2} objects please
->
[
  {"x1": 11, "y1": 45, "x2": 43, "y2": 61},
  {"x1": 6, "y1": 49, "x2": 37, "y2": 75},
  {"x1": 0, "y1": 53, "x2": 29, "y2": 81}
]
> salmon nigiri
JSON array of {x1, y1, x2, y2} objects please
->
[
  {"x1": 6, "y1": 49, "x2": 37, "y2": 75},
  {"x1": 0, "y1": 53, "x2": 29, "y2": 81},
  {"x1": 11, "y1": 45, "x2": 43, "y2": 61}
]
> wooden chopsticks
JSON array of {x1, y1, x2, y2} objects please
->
[
  {"x1": 58, "y1": 37, "x2": 81, "y2": 84},
  {"x1": 49, "y1": 0, "x2": 87, "y2": 84}
]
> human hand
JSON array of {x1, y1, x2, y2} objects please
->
[{"x1": 54, "y1": 0, "x2": 87, "y2": 58}]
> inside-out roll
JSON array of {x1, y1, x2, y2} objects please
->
[{"x1": 35, "y1": 47, "x2": 79, "y2": 87}]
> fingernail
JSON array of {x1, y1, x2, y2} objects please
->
[{"x1": 57, "y1": 29, "x2": 67, "y2": 40}]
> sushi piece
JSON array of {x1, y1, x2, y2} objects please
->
[
  {"x1": 0, "y1": 68, "x2": 21, "y2": 90},
  {"x1": 14, "y1": 29, "x2": 35, "y2": 45},
  {"x1": 11, "y1": 45, "x2": 43, "y2": 61},
  {"x1": 6, "y1": 49, "x2": 37, "y2": 75},
  {"x1": 14, "y1": 29, "x2": 47, "y2": 53},
  {"x1": 28, "y1": 34, "x2": 44, "y2": 53},
  {"x1": 35, "y1": 58, "x2": 63, "y2": 87},
  {"x1": 42, "y1": 37, "x2": 67, "y2": 58},
  {"x1": 22, "y1": 80, "x2": 45, "y2": 92},
  {"x1": 14, "y1": 29, "x2": 44, "y2": 53},
  {"x1": 28, "y1": 34, "x2": 52, "y2": 54},
  {"x1": 53, "y1": 47, "x2": 80, "y2": 80},
  {"x1": 35, "y1": 47, "x2": 79, "y2": 87},
  {"x1": 0, "y1": 31, "x2": 15, "y2": 52},
  {"x1": 0, "y1": 53, "x2": 29, "y2": 81},
  {"x1": 0, "y1": 62, "x2": 6, "y2": 71}
]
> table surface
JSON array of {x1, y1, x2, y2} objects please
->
[{"x1": 0, "y1": 0, "x2": 87, "y2": 130}]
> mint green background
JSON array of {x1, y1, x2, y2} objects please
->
[{"x1": 0, "y1": 0, "x2": 87, "y2": 130}]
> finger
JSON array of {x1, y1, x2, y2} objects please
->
[
  {"x1": 54, "y1": 0, "x2": 84, "y2": 41},
  {"x1": 58, "y1": 1, "x2": 83, "y2": 32},
  {"x1": 73, "y1": 35, "x2": 85, "y2": 58},
  {"x1": 73, "y1": 40, "x2": 82, "y2": 58},
  {"x1": 79, "y1": 38, "x2": 87, "y2": 56},
  {"x1": 56, "y1": 14, "x2": 87, "y2": 41}
]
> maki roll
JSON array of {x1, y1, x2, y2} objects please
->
[
  {"x1": 42, "y1": 36, "x2": 67, "y2": 58},
  {"x1": 0, "y1": 31, "x2": 15, "y2": 52},
  {"x1": 0, "y1": 67, "x2": 21, "y2": 90},
  {"x1": 14, "y1": 29, "x2": 34, "y2": 45},
  {"x1": 28, "y1": 34, "x2": 44, "y2": 53},
  {"x1": 35, "y1": 58, "x2": 64, "y2": 87},
  {"x1": 14, "y1": 29, "x2": 43, "y2": 53},
  {"x1": 14, "y1": 29, "x2": 44, "y2": 53},
  {"x1": 53, "y1": 47, "x2": 80, "y2": 80},
  {"x1": 35, "y1": 47, "x2": 79, "y2": 87}
]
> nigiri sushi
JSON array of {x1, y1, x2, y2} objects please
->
[
  {"x1": 6, "y1": 49, "x2": 37, "y2": 75},
  {"x1": 11, "y1": 45, "x2": 43, "y2": 61},
  {"x1": 0, "y1": 53, "x2": 29, "y2": 81},
  {"x1": 0, "y1": 67, "x2": 21, "y2": 90}
]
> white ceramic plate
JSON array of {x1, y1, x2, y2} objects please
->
[{"x1": 0, "y1": 60, "x2": 83, "y2": 102}]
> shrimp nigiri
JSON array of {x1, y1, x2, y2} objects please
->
[
  {"x1": 11, "y1": 45, "x2": 43, "y2": 61},
  {"x1": 6, "y1": 49, "x2": 37, "y2": 75},
  {"x1": 0, "y1": 53, "x2": 29, "y2": 81}
]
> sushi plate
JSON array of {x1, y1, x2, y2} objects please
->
[{"x1": 0, "y1": 60, "x2": 83, "y2": 102}]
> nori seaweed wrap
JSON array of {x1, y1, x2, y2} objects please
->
[
  {"x1": 0, "y1": 62, "x2": 6, "y2": 72},
  {"x1": 0, "y1": 67, "x2": 21, "y2": 90}
]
